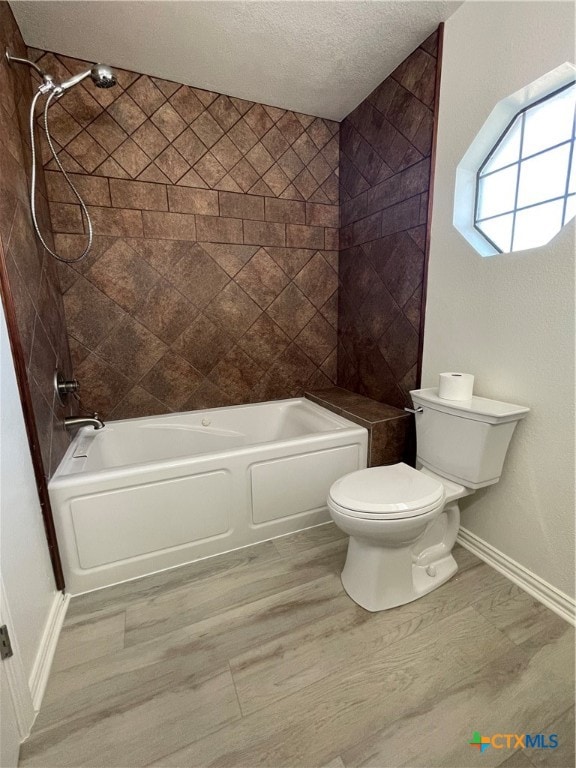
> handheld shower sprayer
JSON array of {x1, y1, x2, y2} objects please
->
[
  {"x1": 58, "y1": 64, "x2": 117, "y2": 92},
  {"x1": 5, "y1": 50, "x2": 117, "y2": 263}
]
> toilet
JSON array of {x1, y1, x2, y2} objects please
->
[{"x1": 328, "y1": 387, "x2": 529, "y2": 612}]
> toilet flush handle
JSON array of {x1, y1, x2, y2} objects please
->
[{"x1": 404, "y1": 406, "x2": 423, "y2": 414}]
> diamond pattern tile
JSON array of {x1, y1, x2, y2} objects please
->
[
  {"x1": 337, "y1": 30, "x2": 438, "y2": 410},
  {"x1": 169, "y1": 86, "x2": 204, "y2": 123},
  {"x1": 150, "y1": 102, "x2": 187, "y2": 142},
  {"x1": 308, "y1": 117, "x2": 333, "y2": 150},
  {"x1": 152, "y1": 77, "x2": 181, "y2": 99},
  {"x1": 208, "y1": 346, "x2": 263, "y2": 402},
  {"x1": 277, "y1": 112, "x2": 305, "y2": 144},
  {"x1": 107, "y1": 93, "x2": 147, "y2": 134},
  {"x1": 172, "y1": 313, "x2": 234, "y2": 375},
  {"x1": 227, "y1": 118, "x2": 259, "y2": 154},
  {"x1": 308, "y1": 153, "x2": 332, "y2": 185},
  {"x1": 59, "y1": 85, "x2": 102, "y2": 127},
  {"x1": 86, "y1": 239, "x2": 159, "y2": 313},
  {"x1": 235, "y1": 248, "x2": 290, "y2": 309},
  {"x1": 194, "y1": 152, "x2": 227, "y2": 186},
  {"x1": 190, "y1": 110, "x2": 225, "y2": 148},
  {"x1": 294, "y1": 252, "x2": 337, "y2": 308},
  {"x1": 211, "y1": 135, "x2": 243, "y2": 171},
  {"x1": 134, "y1": 279, "x2": 197, "y2": 344},
  {"x1": 138, "y1": 164, "x2": 170, "y2": 184},
  {"x1": 216, "y1": 174, "x2": 241, "y2": 193},
  {"x1": 177, "y1": 167, "x2": 209, "y2": 189},
  {"x1": 87, "y1": 112, "x2": 128, "y2": 153},
  {"x1": 93, "y1": 157, "x2": 130, "y2": 179},
  {"x1": 237, "y1": 313, "x2": 290, "y2": 368},
  {"x1": 112, "y1": 138, "x2": 151, "y2": 178},
  {"x1": 170, "y1": 243, "x2": 230, "y2": 308},
  {"x1": 108, "y1": 386, "x2": 170, "y2": 420},
  {"x1": 173, "y1": 128, "x2": 207, "y2": 166},
  {"x1": 263, "y1": 164, "x2": 290, "y2": 196},
  {"x1": 127, "y1": 76, "x2": 166, "y2": 116},
  {"x1": 94, "y1": 315, "x2": 167, "y2": 382},
  {"x1": 140, "y1": 351, "x2": 203, "y2": 409},
  {"x1": 292, "y1": 132, "x2": 318, "y2": 165},
  {"x1": 293, "y1": 168, "x2": 319, "y2": 199},
  {"x1": 155, "y1": 145, "x2": 190, "y2": 183},
  {"x1": 267, "y1": 282, "x2": 316, "y2": 339},
  {"x1": 245, "y1": 142, "x2": 275, "y2": 176},
  {"x1": 295, "y1": 312, "x2": 337, "y2": 367},
  {"x1": 204, "y1": 280, "x2": 262, "y2": 340},
  {"x1": 66, "y1": 132, "x2": 108, "y2": 173},
  {"x1": 192, "y1": 87, "x2": 218, "y2": 108},
  {"x1": 37, "y1": 48, "x2": 342, "y2": 418},
  {"x1": 132, "y1": 119, "x2": 170, "y2": 159},
  {"x1": 244, "y1": 104, "x2": 274, "y2": 138},
  {"x1": 209, "y1": 95, "x2": 242, "y2": 132}
]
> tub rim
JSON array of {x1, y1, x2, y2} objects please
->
[{"x1": 50, "y1": 398, "x2": 368, "y2": 486}]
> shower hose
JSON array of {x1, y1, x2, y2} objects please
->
[{"x1": 29, "y1": 88, "x2": 93, "y2": 263}]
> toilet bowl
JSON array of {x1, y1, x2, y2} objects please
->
[
  {"x1": 328, "y1": 464, "x2": 466, "y2": 611},
  {"x1": 328, "y1": 387, "x2": 530, "y2": 612}
]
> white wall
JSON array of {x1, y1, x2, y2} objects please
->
[
  {"x1": 423, "y1": 1, "x2": 575, "y2": 597},
  {"x1": 0, "y1": 303, "x2": 57, "y2": 680}
]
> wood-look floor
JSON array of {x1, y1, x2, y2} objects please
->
[{"x1": 20, "y1": 524, "x2": 575, "y2": 768}]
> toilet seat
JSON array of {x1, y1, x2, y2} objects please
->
[{"x1": 328, "y1": 463, "x2": 445, "y2": 520}]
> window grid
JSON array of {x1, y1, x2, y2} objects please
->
[
  {"x1": 474, "y1": 81, "x2": 576, "y2": 253},
  {"x1": 478, "y1": 136, "x2": 574, "y2": 181},
  {"x1": 476, "y1": 192, "x2": 576, "y2": 224}
]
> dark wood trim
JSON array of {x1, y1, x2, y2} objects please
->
[
  {"x1": 417, "y1": 21, "x2": 444, "y2": 388},
  {"x1": 0, "y1": 243, "x2": 65, "y2": 591}
]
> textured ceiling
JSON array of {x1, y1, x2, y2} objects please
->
[{"x1": 10, "y1": 0, "x2": 462, "y2": 120}]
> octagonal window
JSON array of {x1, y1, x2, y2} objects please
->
[
  {"x1": 454, "y1": 64, "x2": 576, "y2": 257},
  {"x1": 474, "y1": 82, "x2": 575, "y2": 253}
]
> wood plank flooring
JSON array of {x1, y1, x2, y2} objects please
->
[{"x1": 19, "y1": 524, "x2": 575, "y2": 768}]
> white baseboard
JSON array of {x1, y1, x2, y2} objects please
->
[
  {"x1": 29, "y1": 592, "x2": 69, "y2": 712},
  {"x1": 457, "y1": 527, "x2": 575, "y2": 627},
  {"x1": 0, "y1": 581, "x2": 35, "y2": 740}
]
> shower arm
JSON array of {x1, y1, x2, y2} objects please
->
[
  {"x1": 5, "y1": 50, "x2": 63, "y2": 96},
  {"x1": 5, "y1": 50, "x2": 48, "y2": 80}
]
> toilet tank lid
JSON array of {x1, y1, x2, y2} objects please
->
[{"x1": 410, "y1": 388, "x2": 530, "y2": 424}]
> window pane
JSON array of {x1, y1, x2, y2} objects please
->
[
  {"x1": 482, "y1": 117, "x2": 522, "y2": 174},
  {"x1": 477, "y1": 164, "x2": 518, "y2": 219},
  {"x1": 477, "y1": 213, "x2": 513, "y2": 252},
  {"x1": 564, "y1": 194, "x2": 575, "y2": 225},
  {"x1": 569, "y1": 150, "x2": 575, "y2": 194},
  {"x1": 513, "y1": 200, "x2": 564, "y2": 251},
  {"x1": 517, "y1": 143, "x2": 571, "y2": 207},
  {"x1": 522, "y1": 85, "x2": 576, "y2": 157}
]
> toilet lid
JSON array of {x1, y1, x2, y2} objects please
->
[{"x1": 329, "y1": 463, "x2": 445, "y2": 517}]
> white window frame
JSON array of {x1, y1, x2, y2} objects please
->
[{"x1": 454, "y1": 62, "x2": 576, "y2": 257}]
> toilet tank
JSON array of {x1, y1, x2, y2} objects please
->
[{"x1": 410, "y1": 388, "x2": 529, "y2": 489}]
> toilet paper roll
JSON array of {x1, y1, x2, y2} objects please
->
[{"x1": 438, "y1": 372, "x2": 474, "y2": 401}]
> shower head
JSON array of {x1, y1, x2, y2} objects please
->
[
  {"x1": 90, "y1": 64, "x2": 117, "y2": 89},
  {"x1": 58, "y1": 64, "x2": 117, "y2": 92}
]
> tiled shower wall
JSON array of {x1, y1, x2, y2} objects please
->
[
  {"x1": 0, "y1": 1, "x2": 72, "y2": 478},
  {"x1": 32, "y1": 49, "x2": 340, "y2": 418},
  {"x1": 337, "y1": 31, "x2": 439, "y2": 409}
]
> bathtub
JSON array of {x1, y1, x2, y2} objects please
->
[{"x1": 49, "y1": 398, "x2": 368, "y2": 594}]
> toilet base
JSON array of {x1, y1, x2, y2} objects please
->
[{"x1": 341, "y1": 536, "x2": 458, "y2": 612}]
